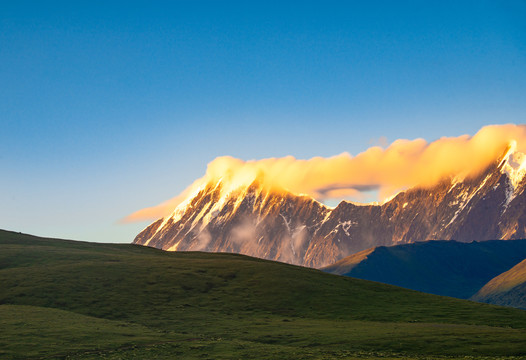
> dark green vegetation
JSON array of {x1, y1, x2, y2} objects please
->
[
  {"x1": 1, "y1": 230, "x2": 526, "y2": 359},
  {"x1": 323, "y1": 239, "x2": 526, "y2": 299},
  {"x1": 472, "y1": 258, "x2": 526, "y2": 310}
]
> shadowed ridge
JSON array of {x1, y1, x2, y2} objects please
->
[
  {"x1": 323, "y1": 239, "x2": 526, "y2": 300},
  {"x1": 321, "y1": 246, "x2": 376, "y2": 275}
]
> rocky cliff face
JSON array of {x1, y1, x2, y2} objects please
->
[{"x1": 134, "y1": 149, "x2": 526, "y2": 268}]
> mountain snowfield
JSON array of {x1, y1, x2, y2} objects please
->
[{"x1": 134, "y1": 146, "x2": 526, "y2": 268}]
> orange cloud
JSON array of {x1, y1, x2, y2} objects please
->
[
  {"x1": 123, "y1": 124, "x2": 526, "y2": 223},
  {"x1": 121, "y1": 179, "x2": 202, "y2": 223}
]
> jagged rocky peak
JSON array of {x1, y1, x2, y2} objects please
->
[
  {"x1": 134, "y1": 171, "x2": 330, "y2": 264},
  {"x1": 134, "y1": 143, "x2": 526, "y2": 268},
  {"x1": 499, "y1": 140, "x2": 526, "y2": 189},
  {"x1": 160, "y1": 172, "x2": 279, "y2": 225}
]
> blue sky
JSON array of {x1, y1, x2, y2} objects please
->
[{"x1": 1, "y1": 1, "x2": 525, "y2": 242}]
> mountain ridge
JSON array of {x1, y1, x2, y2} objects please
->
[
  {"x1": 322, "y1": 238, "x2": 526, "y2": 299},
  {"x1": 134, "y1": 148, "x2": 526, "y2": 268},
  {"x1": 472, "y1": 258, "x2": 526, "y2": 309}
]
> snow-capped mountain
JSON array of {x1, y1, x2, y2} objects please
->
[{"x1": 133, "y1": 146, "x2": 526, "y2": 268}]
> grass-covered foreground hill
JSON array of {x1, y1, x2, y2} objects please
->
[{"x1": 1, "y1": 229, "x2": 526, "y2": 359}]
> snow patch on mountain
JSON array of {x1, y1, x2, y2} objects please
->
[
  {"x1": 501, "y1": 141, "x2": 526, "y2": 188},
  {"x1": 446, "y1": 172, "x2": 493, "y2": 227},
  {"x1": 500, "y1": 141, "x2": 526, "y2": 209},
  {"x1": 339, "y1": 220, "x2": 357, "y2": 236},
  {"x1": 280, "y1": 214, "x2": 292, "y2": 234}
]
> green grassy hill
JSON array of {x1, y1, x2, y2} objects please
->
[
  {"x1": 1, "y1": 229, "x2": 526, "y2": 359},
  {"x1": 472, "y1": 258, "x2": 526, "y2": 310}
]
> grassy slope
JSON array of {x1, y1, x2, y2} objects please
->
[
  {"x1": 0, "y1": 304, "x2": 163, "y2": 359},
  {"x1": 472, "y1": 258, "x2": 526, "y2": 309},
  {"x1": 1, "y1": 230, "x2": 526, "y2": 359}
]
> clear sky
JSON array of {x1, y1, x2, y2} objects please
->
[{"x1": 1, "y1": 1, "x2": 525, "y2": 243}]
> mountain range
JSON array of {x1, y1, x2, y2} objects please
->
[
  {"x1": 322, "y1": 238, "x2": 526, "y2": 300},
  {"x1": 134, "y1": 145, "x2": 526, "y2": 268}
]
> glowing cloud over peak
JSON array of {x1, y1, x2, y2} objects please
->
[{"x1": 123, "y1": 124, "x2": 526, "y2": 223}]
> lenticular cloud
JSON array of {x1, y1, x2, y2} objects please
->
[{"x1": 124, "y1": 123, "x2": 526, "y2": 223}]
